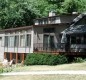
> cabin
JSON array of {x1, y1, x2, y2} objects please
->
[
  {"x1": 61, "y1": 13, "x2": 86, "y2": 55},
  {"x1": 0, "y1": 12, "x2": 82, "y2": 63}
]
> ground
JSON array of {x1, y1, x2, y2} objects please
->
[
  {"x1": 0, "y1": 75, "x2": 86, "y2": 80},
  {"x1": 12, "y1": 62, "x2": 86, "y2": 72},
  {"x1": 0, "y1": 62, "x2": 86, "y2": 80}
]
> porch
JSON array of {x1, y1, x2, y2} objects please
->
[
  {"x1": 4, "y1": 52, "x2": 27, "y2": 63},
  {"x1": 33, "y1": 43, "x2": 86, "y2": 55}
]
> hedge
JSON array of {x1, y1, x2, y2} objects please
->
[{"x1": 24, "y1": 53, "x2": 68, "y2": 65}]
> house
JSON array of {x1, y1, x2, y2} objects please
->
[
  {"x1": 0, "y1": 12, "x2": 79, "y2": 63},
  {"x1": 61, "y1": 13, "x2": 86, "y2": 54}
]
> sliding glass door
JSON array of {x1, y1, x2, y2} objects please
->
[{"x1": 43, "y1": 35, "x2": 54, "y2": 50}]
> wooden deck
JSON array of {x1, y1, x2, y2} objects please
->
[
  {"x1": 4, "y1": 52, "x2": 26, "y2": 63},
  {"x1": 34, "y1": 50, "x2": 86, "y2": 56}
]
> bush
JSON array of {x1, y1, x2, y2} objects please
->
[
  {"x1": 73, "y1": 57, "x2": 84, "y2": 63},
  {"x1": 24, "y1": 53, "x2": 68, "y2": 65},
  {"x1": 0, "y1": 67, "x2": 3, "y2": 73}
]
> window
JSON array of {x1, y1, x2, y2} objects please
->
[
  {"x1": 76, "y1": 37, "x2": 81, "y2": 44},
  {"x1": 43, "y1": 28, "x2": 55, "y2": 33},
  {"x1": 8, "y1": 36, "x2": 15, "y2": 47},
  {"x1": 49, "y1": 17, "x2": 56, "y2": 24},
  {"x1": 83, "y1": 34, "x2": 86, "y2": 44},
  {"x1": 39, "y1": 20, "x2": 43, "y2": 25},
  {"x1": 43, "y1": 19, "x2": 48, "y2": 24},
  {"x1": 26, "y1": 34, "x2": 31, "y2": 47},
  {"x1": 0, "y1": 37, "x2": 2, "y2": 46},
  {"x1": 15, "y1": 36, "x2": 19, "y2": 47},
  {"x1": 71, "y1": 36, "x2": 76, "y2": 44},
  {"x1": 20, "y1": 35, "x2": 25, "y2": 47},
  {"x1": 5, "y1": 36, "x2": 8, "y2": 47},
  {"x1": 71, "y1": 36, "x2": 82, "y2": 44}
]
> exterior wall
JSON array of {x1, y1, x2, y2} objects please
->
[
  {"x1": 34, "y1": 15, "x2": 77, "y2": 25},
  {"x1": 0, "y1": 28, "x2": 34, "y2": 61},
  {"x1": 33, "y1": 27, "x2": 43, "y2": 44},
  {"x1": 33, "y1": 24, "x2": 68, "y2": 50},
  {"x1": 54, "y1": 25, "x2": 68, "y2": 43},
  {"x1": 0, "y1": 33, "x2": 5, "y2": 61},
  {"x1": 33, "y1": 25, "x2": 68, "y2": 43},
  {"x1": 4, "y1": 29, "x2": 33, "y2": 53},
  {"x1": 60, "y1": 15, "x2": 77, "y2": 23},
  {"x1": 75, "y1": 17, "x2": 86, "y2": 25}
]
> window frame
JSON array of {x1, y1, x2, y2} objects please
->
[{"x1": 26, "y1": 34, "x2": 31, "y2": 47}]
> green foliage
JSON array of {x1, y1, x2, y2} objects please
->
[
  {"x1": 24, "y1": 53, "x2": 68, "y2": 65},
  {"x1": 62, "y1": 0, "x2": 86, "y2": 13},
  {"x1": 0, "y1": 0, "x2": 39, "y2": 29},
  {"x1": 73, "y1": 57, "x2": 84, "y2": 63},
  {"x1": 0, "y1": 67, "x2": 3, "y2": 73},
  {"x1": 0, "y1": 0, "x2": 86, "y2": 29}
]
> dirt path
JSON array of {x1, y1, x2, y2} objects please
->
[{"x1": 1, "y1": 70, "x2": 86, "y2": 75}]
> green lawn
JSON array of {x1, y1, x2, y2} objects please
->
[
  {"x1": 12, "y1": 62, "x2": 86, "y2": 72},
  {"x1": 1, "y1": 62, "x2": 86, "y2": 80},
  {"x1": 0, "y1": 75, "x2": 86, "y2": 80}
]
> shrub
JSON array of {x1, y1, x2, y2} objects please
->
[
  {"x1": 73, "y1": 57, "x2": 84, "y2": 63},
  {"x1": 24, "y1": 53, "x2": 68, "y2": 65},
  {"x1": 0, "y1": 67, "x2": 3, "y2": 73}
]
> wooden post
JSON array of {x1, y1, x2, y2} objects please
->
[
  {"x1": 10, "y1": 53, "x2": 12, "y2": 61},
  {"x1": 22, "y1": 53, "x2": 24, "y2": 62},
  {"x1": 4, "y1": 52, "x2": 6, "y2": 59},
  {"x1": 16, "y1": 53, "x2": 18, "y2": 63}
]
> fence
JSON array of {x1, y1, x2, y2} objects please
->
[{"x1": 33, "y1": 43, "x2": 86, "y2": 53}]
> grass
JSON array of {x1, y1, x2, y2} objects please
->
[
  {"x1": 12, "y1": 62, "x2": 86, "y2": 72},
  {"x1": 1, "y1": 62, "x2": 86, "y2": 80},
  {"x1": 0, "y1": 75, "x2": 86, "y2": 80}
]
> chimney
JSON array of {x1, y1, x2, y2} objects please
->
[
  {"x1": 72, "y1": 12, "x2": 78, "y2": 14},
  {"x1": 49, "y1": 11, "x2": 56, "y2": 17}
]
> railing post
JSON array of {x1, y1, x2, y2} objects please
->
[
  {"x1": 4, "y1": 52, "x2": 6, "y2": 59},
  {"x1": 10, "y1": 52, "x2": 12, "y2": 61},
  {"x1": 22, "y1": 53, "x2": 24, "y2": 62},
  {"x1": 16, "y1": 53, "x2": 18, "y2": 63}
]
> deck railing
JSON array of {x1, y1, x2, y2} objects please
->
[
  {"x1": 33, "y1": 43, "x2": 86, "y2": 53},
  {"x1": 34, "y1": 43, "x2": 66, "y2": 53}
]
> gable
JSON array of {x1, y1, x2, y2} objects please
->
[{"x1": 75, "y1": 16, "x2": 86, "y2": 26}]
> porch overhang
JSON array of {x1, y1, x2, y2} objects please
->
[{"x1": 61, "y1": 25, "x2": 86, "y2": 35}]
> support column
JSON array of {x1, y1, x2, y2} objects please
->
[
  {"x1": 4, "y1": 52, "x2": 6, "y2": 59},
  {"x1": 10, "y1": 53, "x2": 12, "y2": 61},
  {"x1": 22, "y1": 53, "x2": 24, "y2": 62},
  {"x1": 16, "y1": 53, "x2": 18, "y2": 63}
]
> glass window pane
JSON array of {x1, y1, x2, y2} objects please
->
[
  {"x1": 20, "y1": 35, "x2": 25, "y2": 47},
  {"x1": 15, "y1": 36, "x2": 19, "y2": 47},
  {"x1": 8, "y1": 36, "x2": 14, "y2": 47},
  {"x1": 71, "y1": 36, "x2": 76, "y2": 44},
  {"x1": 5, "y1": 36, "x2": 8, "y2": 47},
  {"x1": 26, "y1": 34, "x2": 31, "y2": 47}
]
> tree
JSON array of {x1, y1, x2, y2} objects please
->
[
  {"x1": 0, "y1": 0, "x2": 40, "y2": 29},
  {"x1": 0, "y1": 0, "x2": 59, "y2": 29},
  {"x1": 0, "y1": 0, "x2": 86, "y2": 29},
  {"x1": 62, "y1": 0, "x2": 86, "y2": 13}
]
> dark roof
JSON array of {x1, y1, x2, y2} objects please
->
[
  {"x1": 33, "y1": 23, "x2": 70, "y2": 27},
  {"x1": 0, "y1": 23, "x2": 69, "y2": 32},
  {"x1": 70, "y1": 13, "x2": 86, "y2": 27},
  {"x1": 0, "y1": 26, "x2": 33, "y2": 32},
  {"x1": 61, "y1": 13, "x2": 86, "y2": 34},
  {"x1": 0, "y1": 13, "x2": 80, "y2": 32},
  {"x1": 34, "y1": 13, "x2": 78, "y2": 21},
  {"x1": 62, "y1": 25, "x2": 86, "y2": 34}
]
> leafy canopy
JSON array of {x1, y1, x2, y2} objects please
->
[{"x1": 0, "y1": 0, "x2": 86, "y2": 29}]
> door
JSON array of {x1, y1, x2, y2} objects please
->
[
  {"x1": 43, "y1": 35, "x2": 54, "y2": 50},
  {"x1": 50, "y1": 36, "x2": 54, "y2": 50},
  {"x1": 43, "y1": 35, "x2": 49, "y2": 50},
  {"x1": 65, "y1": 35, "x2": 70, "y2": 51}
]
